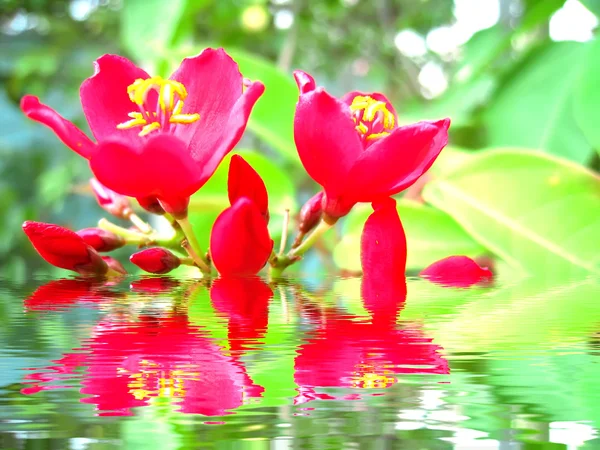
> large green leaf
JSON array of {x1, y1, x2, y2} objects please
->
[
  {"x1": 121, "y1": 0, "x2": 190, "y2": 65},
  {"x1": 581, "y1": 0, "x2": 600, "y2": 16},
  {"x1": 574, "y1": 36, "x2": 600, "y2": 155},
  {"x1": 423, "y1": 149, "x2": 600, "y2": 278},
  {"x1": 333, "y1": 200, "x2": 486, "y2": 273},
  {"x1": 482, "y1": 42, "x2": 594, "y2": 164},
  {"x1": 226, "y1": 49, "x2": 300, "y2": 163}
]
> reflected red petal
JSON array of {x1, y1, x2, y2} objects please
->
[
  {"x1": 294, "y1": 88, "x2": 362, "y2": 196},
  {"x1": 210, "y1": 198, "x2": 274, "y2": 277},
  {"x1": 360, "y1": 198, "x2": 407, "y2": 323},
  {"x1": 346, "y1": 119, "x2": 450, "y2": 201},
  {"x1": 210, "y1": 277, "x2": 272, "y2": 354},
  {"x1": 24, "y1": 279, "x2": 98, "y2": 311},
  {"x1": 90, "y1": 134, "x2": 199, "y2": 202},
  {"x1": 420, "y1": 255, "x2": 493, "y2": 287},
  {"x1": 170, "y1": 48, "x2": 243, "y2": 147},
  {"x1": 20, "y1": 95, "x2": 96, "y2": 158},
  {"x1": 228, "y1": 155, "x2": 269, "y2": 219},
  {"x1": 80, "y1": 54, "x2": 149, "y2": 144},
  {"x1": 340, "y1": 91, "x2": 398, "y2": 128}
]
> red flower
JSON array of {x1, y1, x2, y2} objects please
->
[
  {"x1": 22, "y1": 314, "x2": 264, "y2": 416},
  {"x1": 210, "y1": 277, "x2": 272, "y2": 354},
  {"x1": 420, "y1": 255, "x2": 493, "y2": 287},
  {"x1": 23, "y1": 221, "x2": 108, "y2": 275},
  {"x1": 130, "y1": 247, "x2": 181, "y2": 274},
  {"x1": 293, "y1": 71, "x2": 450, "y2": 219},
  {"x1": 21, "y1": 49, "x2": 265, "y2": 217},
  {"x1": 210, "y1": 155, "x2": 273, "y2": 277}
]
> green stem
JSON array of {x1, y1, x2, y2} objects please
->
[
  {"x1": 177, "y1": 217, "x2": 211, "y2": 274},
  {"x1": 98, "y1": 218, "x2": 147, "y2": 244},
  {"x1": 129, "y1": 213, "x2": 152, "y2": 234},
  {"x1": 269, "y1": 218, "x2": 333, "y2": 279}
]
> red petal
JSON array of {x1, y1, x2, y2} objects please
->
[
  {"x1": 346, "y1": 119, "x2": 450, "y2": 201},
  {"x1": 90, "y1": 133, "x2": 199, "y2": 203},
  {"x1": 20, "y1": 95, "x2": 96, "y2": 158},
  {"x1": 210, "y1": 197, "x2": 274, "y2": 277},
  {"x1": 227, "y1": 155, "x2": 269, "y2": 220},
  {"x1": 80, "y1": 54, "x2": 149, "y2": 144},
  {"x1": 420, "y1": 255, "x2": 493, "y2": 288},
  {"x1": 360, "y1": 198, "x2": 407, "y2": 323},
  {"x1": 76, "y1": 228, "x2": 125, "y2": 252},
  {"x1": 90, "y1": 178, "x2": 133, "y2": 219},
  {"x1": 294, "y1": 88, "x2": 362, "y2": 196},
  {"x1": 22, "y1": 221, "x2": 107, "y2": 274},
  {"x1": 170, "y1": 48, "x2": 243, "y2": 147},
  {"x1": 186, "y1": 80, "x2": 265, "y2": 189},
  {"x1": 293, "y1": 70, "x2": 316, "y2": 94},
  {"x1": 341, "y1": 91, "x2": 398, "y2": 128}
]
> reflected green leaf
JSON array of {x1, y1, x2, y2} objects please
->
[{"x1": 423, "y1": 149, "x2": 600, "y2": 278}]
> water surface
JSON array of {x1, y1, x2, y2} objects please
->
[{"x1": 0, "y1": 275, "x2": 599, "y2": 449}]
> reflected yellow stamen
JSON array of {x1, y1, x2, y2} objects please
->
[
  {"x1": 118, "y1": 76, "x2": 199, "y2": 136},
  {"x1": 351, "y1": 362, "x2": 396, "y2": 389}
]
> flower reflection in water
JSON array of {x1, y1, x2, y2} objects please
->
[
  {"x1": 293, "y1": 277, "x2": 449, "y2": 405},
  {"x1": 21, "y1": 274, "x2": 449, "y2": 415},
  {"x1": 21, "y1": 278, "x2": 264, "y2": 417}
]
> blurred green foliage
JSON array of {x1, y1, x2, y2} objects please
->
[{"x1": 0, "y1": 0, "x2": 599, "y2": 280}]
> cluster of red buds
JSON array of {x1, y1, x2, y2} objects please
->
[{"x1": 21, "y1": 47, "x2": 492, "y2": 285}]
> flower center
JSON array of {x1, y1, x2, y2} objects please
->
[
  {"x1": 349, "y1": 95, "x2": 395, "y2": 143},
  {"x1": 350, "y1": 362, "x2": 396, "y2": 389},
  {"x1": 118, "y1": 359, "x2": 190, "y2": 400},
  {"x1": 117, "y1": 76, "x2": 200, "y2": 137}
]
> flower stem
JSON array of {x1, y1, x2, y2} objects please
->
[
  {"x1": 279, "y1": 209, "x2": 290, "y2": 254},
  {"x1": 129, "y1": 213, "x2": 152, "y2": 234},
  {"x1": 177, "y1": 217, "x2": 210, "y2": 274},
  {"x1": 98, "y1": 218, "x2": 147, "y2": 244},
  {"x1": 269, "y1": 218, "x2": 333, "y2": 279}
]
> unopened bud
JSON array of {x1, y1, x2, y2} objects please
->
[
  {"x1": 76, "y1": 228, "x2": 126, "y2": 252},
  {"x1": 102, "y1": 256, "x2": 127, "y2": 275},
  {"x1": 23, "y1": 221, "x2": 108, "y2": 276},
  {"x1": 130, "y1": 247, "x2": 181, "y2": 274},
  {"x1": 137, "y1": 196, "x2": 165, "y2": 215},
  {"x1": 90, "y1": 178, "x2": 132, "y2": 219},
  {"x1": 298, "y1": 191, "x2": 323, "y2": 234}
]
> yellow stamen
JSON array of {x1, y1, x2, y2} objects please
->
[
  {"x1": 348, "y1": 95, "x2": 396, "y2": 137},
  {"x1": 366, "y1": 131, "x2": 391, "y2": 141},
  {"x1": 139, "y1": 122, "x2": 161, "y2": 136},
  {"x1": 118, "y1": 76, "x2": 199, "y2": 136}
]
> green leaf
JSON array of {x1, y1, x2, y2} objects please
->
[
  {"x1": 121, "y1": 0, "x2": 189, "y2": 65},
  {"x1": 574, "y1": 37, "x2": 600, "y2": 155},
  {"x1": 422, "y1": 148, "x2": 600, "y2": 278},
  {"x1": 226, "y1": 49, "x2": 300, "y2": 163},
  {"x1": 581, "y1": 0, "x2": 600, "y2": 16},
  {"x1": 333, "y1": 200, "x2": 486, "y2": 272},
  {"x1": 482, "y1": 42, "x2": 594, "y2": 163}
]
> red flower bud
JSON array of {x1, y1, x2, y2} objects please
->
[
  {"x1": 23, "y1": 221, "x2": 108, "y2": 275},
  {"x1": 420, "y1": 255, "x2": 493, "y2": 287},
  {"x1": 137, "y1": 196, "x2": 166, "y2": 215},
  {"x1": 298, "y1": 191, "x2": 324, "y2": 234},
  {"x1": 228, "y1": 155, "x2": 269, "y2": 222},
  {"x1": 76, "y1": 228, "x2": 125, "y2": 252},
  {"x1": 102, "y1": 256, "x2": 127, "y2": 275},
  {"x1": 90, "y1": 178, "x2": 132, "y2": 219},
  {"x1": 130, "y1": 248, "x2": 181, "y2": 274}
]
